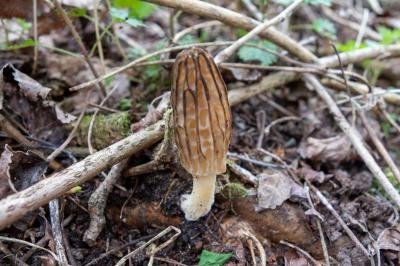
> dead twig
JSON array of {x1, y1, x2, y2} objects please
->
[
  {"x1": 359, "y1": 112, "x2": 400, "y2": 184},
  {"x1": 305, "y1": 185, "x2": 330, "y2": 266},
  {"x1": 83, "y1": 160, "x2": 128, "y2": 245},
  {"x1": 304, "y1": 74, "x2": 400, "y2": 209},
  {"x1": 115, "y1": 226, "x2": 181, "y2": 266},
  {"x1": 145, "y1": 0, "x2": 317, "y2": 62},
  {"x1": 84, "y1": 234, "x2": 157, "y2": 266},
  {"x1": 243, "y1": 231, "x2": 266, "y2": 266},
  {"x1": 47, "y1": 109, "x2": 86, "y2": 162},
  {"x1": 280, "y1": 240, "x2": 321, "y2": 266},
  {"x1": 0, "y1": 236, "x2": 60, "y2": 264},
  {"x1": 0, "y1": 120, "x2": 165, "y2": 230},
  {"x1": 214, "y1": 0, "x2": 304, "y2": 64},
  {"x1": 314, "y1": 189, "x2": 374, "y2": 264},
  {"x1": 48, "y1": 199, "x2": 69, "y2": 265},
  {"x1": 53, "y1": 0, "x2": 106, "y2": 97}
]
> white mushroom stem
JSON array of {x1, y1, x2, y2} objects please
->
[{"x1": 180, "y1": 175, "x2": 216, "y2": 221}]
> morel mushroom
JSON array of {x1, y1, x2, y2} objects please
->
[{"x1": 171, "y1": 48, "x2": 232, "y2": 221}]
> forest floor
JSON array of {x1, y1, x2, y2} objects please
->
[{"x1": 0, "y1": 0, "x2": 400, "y2": 265}]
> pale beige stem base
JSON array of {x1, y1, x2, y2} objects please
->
[{"x1": 180, "y1": 175, "x2": 216, "y2": 221}]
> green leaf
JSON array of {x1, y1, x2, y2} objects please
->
[
  {"x1": 377, "y1": 26, "x2": 400, "y2": 45},
  {"x1": 238, "y1": 40, "x2": 278, "y2": 66},
  {"x1": 177, "y1": 34, "x2": 198, "y2": 45},
  {"x1": 198, "y1": 250, "x2": 232, "y2": 266},
  {"x1": 110, "y1": 7, "x2": 144, "y2": 27},
  {"x1": 311, "y1": 18, "x2": 336, "y2": 39},
  {"x1": 3, "y1": 39, "x2": 36, "y2": 51},
  {"x1": 16, "y1": 18, "x2": 32, "y2": 31},
  {"x1": 112, "y1": 0, "x2": 157, "y2": 19},
  {"x1": 337, "y1": 40, "x2": 367, "y2": 52},
  {"x1": 127, "y1": 47, "x2": 147, "y2": 60},
  {"x1": 144, "y1": 65, "x2": 162, "y2": 79},
  {"x1": 68, "y1": 7, "x2": 87, "y2": 17}
]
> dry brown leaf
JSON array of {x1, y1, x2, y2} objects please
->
[
  {"x1": 0, "y1": 145, "x2": 47, "y2": 200},
  {"x1": 1, "y1": 64, "x2": 50, "y2": 101},
  {"x1": 299, "y1": 134, "x2": 354, "y2": 163},
  {"x1": 256, "y1": 170, "x2": 293, "y2": 211},
  {"x1": 1, "y1": 64, "x2": 75, "y2": 143},
  {"x1": 377, "y1": 226, "x2": 400, "y2": 252},
  {"x1": 297, "y1": 163, "x2": 332, "y2": 184}
]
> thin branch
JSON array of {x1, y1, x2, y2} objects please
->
[
  {"x1": 0, "y1": 120, "x2": 165, "y2": 230},
  {"x1": 280, "y1": 240, "x2": 320, "y2": 265},
  {"x1": 214, "y1": 0, "x2": 304, "y2": 64},
  {"x1": 360, "y1": 111, "x2": 400, "y2": 184},
  {"x1": 144, "y1": 0, "x2": 317, "y2": 62},
  {"x1": 48, "y1": 199, "x2": 69, "y2": 265},
  {"x1": 47, "y1": 109, "x2": 86, "y2": 161},
  {"x1": 314, "y1": 190, "x2": 374, "y2": 264},
  {"x1": 304, "y1": 74, "x2": 400, "y2": 208},
  {"x1": 83, "y1": 159, "x2": 128, "y2": 244},
  {"x1": 0, "y1": 236, "x2": 60, "y2": 264},
  {"x1": 32, "y1": 0, "x2": 38, "y2": 74},
  {"x1": 53, "y1": 0, "x2": 106, "y2": 97}
]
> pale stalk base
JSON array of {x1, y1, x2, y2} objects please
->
[{"x1": 180, "y1": 175, "x2": 216, "y2": 221}]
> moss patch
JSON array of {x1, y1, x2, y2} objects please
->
[{"x1": 77, "y1": 111, "x2": 131, "y2": 149}]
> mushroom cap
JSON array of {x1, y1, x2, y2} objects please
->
[{"x1": 171, "y1": 48, "x2": 232, "y2": 177}]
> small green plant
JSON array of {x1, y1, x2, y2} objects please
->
[
  {"x1": 112, "y1": 0, "x2": 157, "y2": 20},
  {"x1": 109, "y1": 7, "x2": 144, "y2": 27},
  {"x1": 377, "y1": 26, "x2": 400, "y2": 45},
  {"x1": 2, "y1": 39, "x2": 36, "y2": 51},
  {"x1": 312, "y1": 18, "x2": 336, "y2": 39},
  {"x1": 220, "y1": 182, "x2": 248, "y2": 200},
  {"x1": 237, "y1": 40, "x2": 278, "y2": 66},
  {"x1": 68, "y1": 7, "x2": 87, "y2": 17},
  {"x1": 198, "y1": 250, "x2": 232, "y2": 266}
]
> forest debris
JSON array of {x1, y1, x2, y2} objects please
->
[
  {"x1": 256, "y1": 170, "x2": 294, "y2": 210},
  {"x1": 76, "y1": 111, "x2": 131, "y2": 149},
  {"x1": 299, "y1": 134, "x2": 354, "y2": 163},
  {"x1": 84, "y1": 160, "x2": 128, "y2": 246},
  {"x1": 220, "y1": 216, "x2": 265, "y2": 265},
  {"x1": 0, "y1": 64, "x2": 74, "y2": 143},
  {"x1": 0, "y1": 146, "x2": 13, "y2": 198},
  {"x1": 131, "y1": 92, "x2": 170, "y2": 132},
  {"x1": 377, "y1": 225, "x2": 400, "y2": 252},
  {"x1": 233, "y1": 197, "x2": 322, "y2": 258},
  {"x1": 108, "y1": 202, "x2": 181, "y2": 229},
  {"x1": 228, "y1": 67, "x2": 261, "y2": 82},
  {"x1": 227, "y1": 160, "x2": 258, "y2": 186},
  {"x1": 0, "y1": 120, "x2": 165, "y2": 230},
  {"x1": 297, "y1": 164, "x2": 332, "y2": 184},
  {"x1": 1, "y1": 64, "x2": 50, "y2": 101},
  {"x1": 115, "y1": 226, "x2": 181, "y2": 266},
  {"x1": 335, "y1": 170, "x2": 373, "y2": 195},
  {"x1": 0, "y1": 145, "x2": 47, "y2": 200}
]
